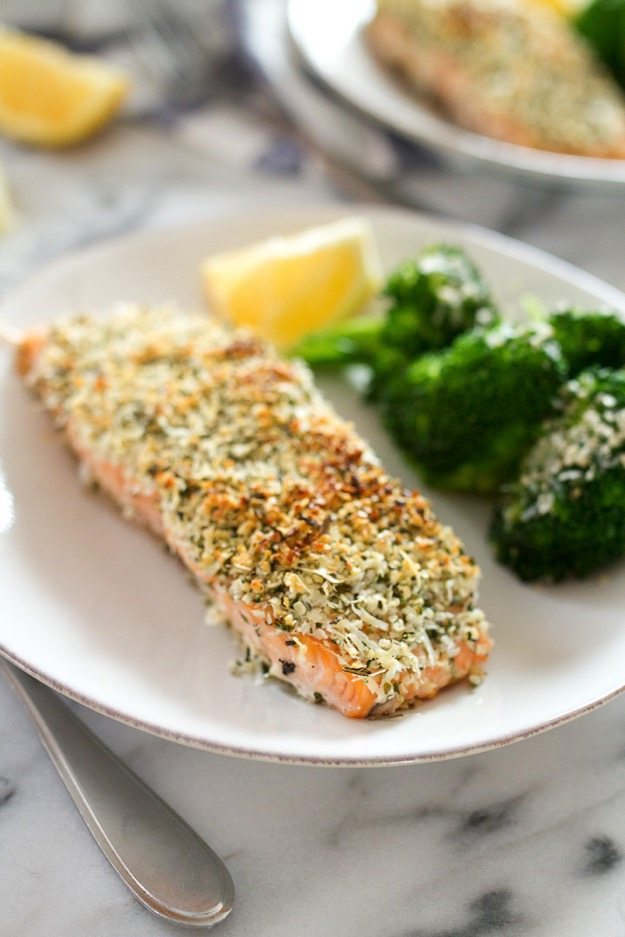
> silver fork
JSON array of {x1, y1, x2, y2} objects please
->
[{"x1": 2, "y1": 658, "x2": 234, "y2": 928}]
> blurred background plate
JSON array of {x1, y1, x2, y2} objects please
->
[
  {"x1": 287, "y1": 0, "x2": 625, "y2": 191},
  {"x1": 240, "y1": 0, "x2": 625, "y2": 285}
]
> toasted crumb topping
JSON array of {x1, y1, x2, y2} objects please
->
[
  {"x1": 27, "y1": 305, "x2": 489, "y2": 702},
  {"x1": 510, "y1": 375, "x2": 625, "y2": 523}
]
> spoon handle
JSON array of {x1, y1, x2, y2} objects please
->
[{"x1": 2, "y1": 658, "x2": 234, "y2": 928}]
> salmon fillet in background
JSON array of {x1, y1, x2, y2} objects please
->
[
  {"x1": 17, "y1": 305, "x2": 492, "y2": 718},
  {"x1": 366, "y1": 0, "x2": 625, "y2": 158}
]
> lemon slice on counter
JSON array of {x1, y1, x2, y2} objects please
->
[
  {"x1": 0, "y1": 29, "x2": 129, "y2": 147},
  {"x1": 201, "y1": 218, "x2": 383, "y2": 350}
]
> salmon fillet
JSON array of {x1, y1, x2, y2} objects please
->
[
  {"x1": 367, "y1": 0, "x2": 625, "y2": 158},
  {"x1": 17, "y1": 305, "x2": 492, "y2": 718}
]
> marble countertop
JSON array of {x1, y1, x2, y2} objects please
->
[{"x1": 2, "y1": 4, "x2": 625, "y2": 935}]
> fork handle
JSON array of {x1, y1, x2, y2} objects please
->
[{"x1": 2, "y1": 658, "x2": 234, "y2": 928}]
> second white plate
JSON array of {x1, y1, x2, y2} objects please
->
[
  {"x1": 1, "y1": 204, "x2": 625, "y2": 764},
  {"x1": 288, "y1": 0, "x2": 625, "y2": 190}
]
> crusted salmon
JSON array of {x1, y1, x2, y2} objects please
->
[
  {"x1": 17, "y1": 305, "x2": 491, "y2": 718},
  {"x1": 367, "y1": 0, "x2": 625, "y2": 158}
]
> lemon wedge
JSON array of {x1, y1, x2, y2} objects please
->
[
  {"x1": 0, "y1": 29, "x2": 129, "y2": 147},
  {"x1": 201, "y1": 218, "x2": 382, "y2": 350}
]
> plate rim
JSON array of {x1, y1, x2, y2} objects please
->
[
  {"x1": 2, "y1": 202, "x2": 625, "y2": 317},
  {"x1": 3, "y1": 202, "x2": 625, "y2": 766},
  {"x1": 286, "y1": 0, "x2": 625, "y2": 190},
  {"x1": 4, "y1": 642, "x2": 625, "y2": 766}
]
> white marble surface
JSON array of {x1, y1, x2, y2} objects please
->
[
  {"x1": 3, "y1": 667, "x2": 625, "y2": 937},
  {"x1": 3, "y1": 5, "x2": 625, "y2": 935}
]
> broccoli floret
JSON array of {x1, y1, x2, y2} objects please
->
[
  {"x1": 381, "y1": 244, "x2": 500, "y2": 358},
  {"x1": 292, "y1": 244, "x2": 500, "y2": 375},
  {"x1": 575, "y1": 0, "x2": 625, "y2": 88},
  {"x1": 383, "y1": 324, "x2": 567, "y2": 493},
  {"x1": 361, "y1": 346, "x2": 406, "y2": 403},
  {"x1": 549, "y1": 307, "x2": 625, "y2": 376},
  {"x1": 491, "y1": 368, "x2": 625, "y2": 580},
  {"x1": 290, "y1": 315, "x2": 384, "y2": 367}
]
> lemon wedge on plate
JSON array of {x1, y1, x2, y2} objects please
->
[
  {"x1": 0, "y1": 29, "x2": 129, "y2": 147},
  {"x1": 201, "y1": 218, "x2": 382, "y2": 350}
]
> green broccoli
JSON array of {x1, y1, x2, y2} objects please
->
[
  {"x1": 491, "y1": 368, "x2": 625, "y2": 581},
  {"x1": 549, "y1": 307, "x2": 625, "y2": 376},
  {"x1": 290, "y1": 245, "x2": 500, "y2": 375},
  {"x1": 381, "y1": 244, "x2": 500, "y2": 358},
  {"x1": 383, "y1": 324, "x2": 567, "y2": 493},
  {"x1": 289, "y1": 315, "x2": 384, "y2": 367},
  {"x1": 575, "y1": 0, "x2": 625, "y2": 88}
]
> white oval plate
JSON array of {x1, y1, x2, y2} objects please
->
[
  {"x1": 287, "y1": 0, "x2": 625, "y2": 191},
  {"x1": 2, "y1": 204, "x2": 625, "y2": 765}
]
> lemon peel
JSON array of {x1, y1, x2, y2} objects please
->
[{"x1": 201, "y1": 218, "x2": 382, "y2": 350}]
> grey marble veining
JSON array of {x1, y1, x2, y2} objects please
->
[
  {"x1": 0, "y1": 122, "x2": 325, "y2": 297},
  {"x1": 2, "y1": 5, "x2": 625, "y2": 934},
  {"x1": 3, "y1": 671, "x2": 625, "y2": 937}
]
